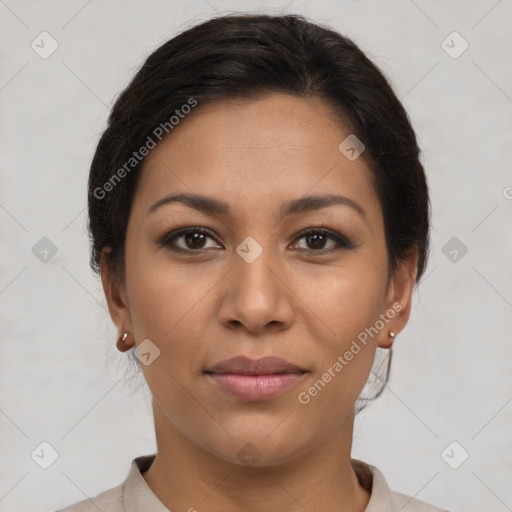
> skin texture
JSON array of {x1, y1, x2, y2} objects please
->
[{"x1": 100, "y1": 93, "x2": 418, "y2": 512}]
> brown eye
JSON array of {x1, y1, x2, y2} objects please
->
[
  {"x1": 160, "y1": 227, "x2": 221, "y2": 252},
  {"x1": 291, "y1": 228, "x2": 354, "y2": 254}
]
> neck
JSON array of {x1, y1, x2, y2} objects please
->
[{"x1": 142, "y1": 403, "x2": 371, "y2": 512}]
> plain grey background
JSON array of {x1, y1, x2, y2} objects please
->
[{"x1": 1, "y1": 1, "x2": 511, "y2": 511}]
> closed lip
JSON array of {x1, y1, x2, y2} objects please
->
[{"x1": 204, "y1": 356, "x2": 306, "y2": 375}]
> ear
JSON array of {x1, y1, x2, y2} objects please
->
[
  {"x1": 378, "y1": 245, "x2": 418, "y2": 349},
  {"x1": 100, "y1": 248, "x2": 135, "y2": 350}
]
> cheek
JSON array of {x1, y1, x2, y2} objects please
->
[
  {"x1": 126, "y1": 246, "x2": 208, "y2": 333},
  {"x1": 124, "y1": 256, "x2": 209, "y2": 415},
  {"x1": 124, "y1": 250, "x2": 222, "y2": 380},
  {"x1": 293, "y1": 257, "x2": 386, "y2": 339},
  {"x1": 290, "y1": 259, "x2": 386, "y2": 398}
]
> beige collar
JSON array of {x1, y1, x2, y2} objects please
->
[{"x1": 123, "y1": 454, "x2": 395, "y2": 512}]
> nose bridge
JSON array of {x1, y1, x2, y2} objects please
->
[
  {"x1": 218, "y1": 233, "x2": 293, "y2": 332},
  {"x1": 234, "y1": 234, "x2": 280, "y2": 302}
]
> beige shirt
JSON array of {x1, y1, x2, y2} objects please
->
[{"x1": 57, "y1": 454, "x2": 449, "y2": 512}]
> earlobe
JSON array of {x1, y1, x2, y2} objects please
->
[
  {"x1": 379, "y1": 330, "x2": 396, "y2": 349},
  {"x1": 116, "y1": 331, "x2": 134, "y2": 352}
]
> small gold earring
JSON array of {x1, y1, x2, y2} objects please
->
[{"x1": 389, "y1": 331, "x2": 396, "y2": 339}]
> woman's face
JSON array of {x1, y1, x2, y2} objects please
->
[{"x1": 102, "y1": 93, "x2": 416, "y2": 466}]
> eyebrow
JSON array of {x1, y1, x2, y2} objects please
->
[{"x1": 147, "y1": 192, "x2": 366, "y2": 220}]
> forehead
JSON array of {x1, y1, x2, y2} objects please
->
[{"x1": 132, "y1": 93, "x2": 382, "y2": 227}]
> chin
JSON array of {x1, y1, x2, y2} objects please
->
[{"x1": 194, "y1": 421, "x2": 312, "y2": 468}]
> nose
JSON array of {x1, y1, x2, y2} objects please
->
[{"x1": 217, "y1": 244, "x2": 295, "y2": 334}]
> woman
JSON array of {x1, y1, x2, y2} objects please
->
[{"x1": 58, "y1": 12, "x2": 448, "y2": 512}]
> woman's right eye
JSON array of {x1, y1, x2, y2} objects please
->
[{"x1": 160, "y1": 227, "x2": 222, "y2": 252}]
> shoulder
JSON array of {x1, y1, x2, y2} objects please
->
[
  {"x1": 55, "y1": 454, "x2": 158, "y2": 512},
  {"x1": 56, "y1": 482, "x2": 124, "y2": 512},
  {"x1": 351, "y1": 458, "x2": 450, "y2": 512},
  {"x1": 391, "y1": 489, "x2": 450, "y2": 511}
]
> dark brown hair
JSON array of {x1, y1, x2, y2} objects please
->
[{"x1": 88, "y1": 13, "x2": 431, "y2": 410}]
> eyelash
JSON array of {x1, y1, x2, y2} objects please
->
[{"x1": 158, "y1": 226, "x2": 356, "y2": 255}]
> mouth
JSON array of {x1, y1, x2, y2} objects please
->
[{"x1": 204, "y1": 356, "x2": 307, "y2": 401}]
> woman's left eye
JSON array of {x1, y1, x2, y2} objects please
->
[{"x1": 291, "y1": 229, "x2": 354, "y2": 254}]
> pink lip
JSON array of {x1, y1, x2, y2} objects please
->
[{"x1": 205, "y1": 356, "x2": 307, "y2": 401}]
